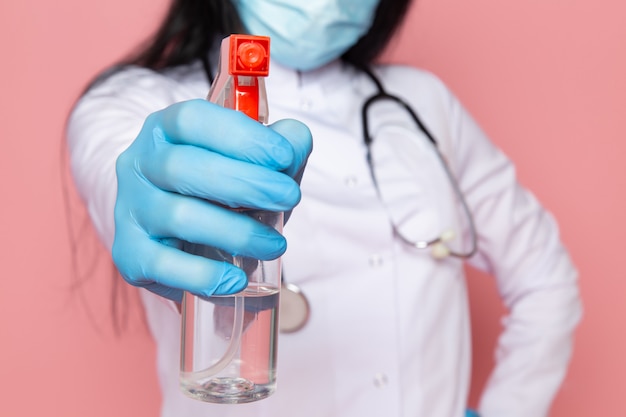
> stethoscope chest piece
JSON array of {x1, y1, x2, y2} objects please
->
[{"x1": 279, "y1": 283, "x2": 310, "y2": 333}]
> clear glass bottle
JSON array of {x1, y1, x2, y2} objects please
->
[{"x1": 179, "y1": 34, "x2": 281, "y2": 404}]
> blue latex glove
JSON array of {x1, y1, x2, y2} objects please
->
[
  {"x1": 112, "y1": 99, "x2": 312, "y2": 302},
  {"x1": 465, "y1": 409, "x2": 480, "y2": 417}
]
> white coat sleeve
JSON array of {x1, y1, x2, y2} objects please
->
[
  {"x1": 66, "y1": 68, "x2": 187, "y2": 312},
  {"x1": 66, "y1": 68, "x2": 184, "y2": 250},
  {"x1": 446, "y1": 84, "x2": 582, "y2": 416}
]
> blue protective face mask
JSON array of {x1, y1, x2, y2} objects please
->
[{"x1": 234, "y1": 0, "x2": 380, "y2": 71}]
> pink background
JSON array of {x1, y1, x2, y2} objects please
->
[{"x1": 1, "y1": 0, "x2": 624, "y2": 415}]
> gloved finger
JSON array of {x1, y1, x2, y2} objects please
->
[
  {"x1": 139, "y1": 283, "x2": 185, "y2": 303},
  {"x1": 132, "y1": 191, "x2": 287, "y2": 260},
  {"x1": 268, "y1": 119, "x2": 313, "y2": 180},
  {"x1": 113, "y1": 231, "x2": 248, "y2": 302},
  {"x1": 136, "y1": 142, "x2": 300, "y2": 211},
  {"x1": 156, "y1": 99, "x2": 295, "y2": 170}
]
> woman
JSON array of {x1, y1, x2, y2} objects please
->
[{"x1": 66, "y1": 0, "x2": 582, "y2": 416}]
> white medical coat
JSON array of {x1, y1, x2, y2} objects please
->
[{"x1": 67, "y1": 59, "x2": 582, "y2": 417}]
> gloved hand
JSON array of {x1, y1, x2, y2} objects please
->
[
  {"x1": 465, "y1": 409, "x2": 480, "y2": 417},
  {"x1": 112, "y1": 99, "x2": 312, "y2": 302}
]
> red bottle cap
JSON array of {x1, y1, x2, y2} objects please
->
[{"x1": 229, "y1": 34, "x2": 270, "y2": 76}]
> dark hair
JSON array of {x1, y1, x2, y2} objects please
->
[{"x1": 125, "y1": 0, "x2": 413, "y2": 73}]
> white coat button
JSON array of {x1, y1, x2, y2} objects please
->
[
  {"x1": 373, "y1": 373, "x2": 388, "y2": 388},
  {"x1": 368, "y1": 254, "x2": 383, "y2": 268},
  {"x1": 299, "y1": 98, "x2": 313, "y2": 111},
  {"x1": 344, "y1": 175, "x2": 358, "y2": 188}
]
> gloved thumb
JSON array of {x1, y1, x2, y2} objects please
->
[{"x1": 268, "y1": 119, "x2": 313, "y2": 182}]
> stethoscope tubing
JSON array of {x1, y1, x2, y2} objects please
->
[{"x1": 359, "y1": 65, "x2": 478, "y2": 259}]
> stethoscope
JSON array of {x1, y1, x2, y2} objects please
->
[
  {"x1": 360, "y1": 65, "x2": 478, "y2": 260},
  {"x1": 278, "y1": 66, "x2": 479, "y2": 333},
  {"x1": 201, "y1": 60, "x2": 478, "y2": 333}
]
